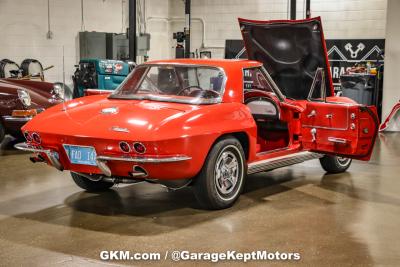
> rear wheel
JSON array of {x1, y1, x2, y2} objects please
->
[
  {"x1": 193, "y1": 136, "x2": 246, "y2": 210},
  {"x1": 319, "y1": 155, "x2": 352, "y2": 173},
  {"x1": 71, "y1": 172, "x2": 114, "y2": 192}
]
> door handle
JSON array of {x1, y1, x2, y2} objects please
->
[
  {"x1": 308, "y1": 110, "x2": 317, "y2": 118},
  {"x1": 326, "y1": 113, "x2": 333, "y2": 119},
  {"x1": 311, "y1": 128, "x2": 317, "y2": 142}
]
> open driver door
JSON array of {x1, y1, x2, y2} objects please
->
[{"x1": 301, "y1": 69, "x2": 379, "y2": 161}]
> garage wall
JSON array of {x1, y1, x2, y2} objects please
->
[
  {"x1": 168, "y1": 0, "x2": 387, "y2": 58},
  {"x1": 0, "y1": 0, "x2": 170, "y2": 86},
  {"x1": 144, "y1": 0, "x2": 173, "y2": 61},
  {"x1": 0, "y1": 0, "x2": 127, "y2": 85},
  {"x1": 0, "y1": 0, "x2": 388, "y2": 85}
]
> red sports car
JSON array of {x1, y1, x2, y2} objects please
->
[{"x1": 16, "y1": 17, "x2": 378, "y2": 209}]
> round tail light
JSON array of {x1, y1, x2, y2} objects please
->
[
  {"x1": 32, "y1": 133, "x2": 41, "y2": 144},
  {"x1": 24, "y1": 132, "x2": 32, "y2": 142},
  {"x1": 133, "y1": 142, "x2": 146, "y2": 154},
  {"x1": 119, "y1": 141, "x2": 131, "y2": 153}
]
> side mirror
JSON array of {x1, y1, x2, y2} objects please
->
[{"x1": 307, "y1": 68, "x2": 326, "y2": 102}]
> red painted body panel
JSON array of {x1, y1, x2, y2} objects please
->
[
  {"x1": 22, "y1": 61, "x2": 260, "y2": 180},
  {"x1": 301, "y1": 101, "x2": 378, "y2": 160},
  {"x1": 21, "y1": 59, "x2": 378, "y2": 180}
]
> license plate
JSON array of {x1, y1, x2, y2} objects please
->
[{"x1": 63, "y1": 145, "x2": 97, "y2": 166}]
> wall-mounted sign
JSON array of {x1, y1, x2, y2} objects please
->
[
  {"x1": 225, "y1": 39, "x2": 385, "y2": 90},
  {"x1": 325, "y1": 39, "x2": 385, "y2": 90}
]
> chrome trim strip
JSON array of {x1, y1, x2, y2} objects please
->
[
  {"x1": 2, "y1": 116, "x2": 32, "y2": 122},
  {"x1": 14, "y1": 143, "x2": 63, "y2": 171},
  {"x1": 327, "y1": 137, "x2": 348, "y2": 144},
  {"x1": 248, "y1": 151, "x2": 322, "y2": 175},
  {"x1": 255, "y1": 146, "x2": 290, "y2": 157},
  {"x1": 15, "y1": 142, "x2": 50, "y2": 153},
  {"x1": 96, "y1": 155, "x2": 192, "y2": 163},
  {"x1": 302, "y1": 125, "x2": 349, "y2": 131}
]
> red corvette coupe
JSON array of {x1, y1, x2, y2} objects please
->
[{"x1": 16, "y1": 17, "x2": 378, "y2": 209}]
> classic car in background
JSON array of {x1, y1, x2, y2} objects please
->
[
  {"x1": 0, "y1": 59, "x2": 65, "y2": 143},
  {"x1": 0, "y1": 58, "x2": 68, "y2": 143},
  {"x1": 16, "y1": 17, "x2": 378, "y2": 210}
]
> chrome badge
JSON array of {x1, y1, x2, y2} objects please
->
[
  {"x1": 101, "y1": 107, "x2": 119, "y2": 114},
  {"x1": 111, "y1": 126, "x2": 130, "y2": 133}
]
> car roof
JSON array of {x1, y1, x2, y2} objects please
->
[{"x1": 142, "y1": 59, "x2": 263, "y2": 71}]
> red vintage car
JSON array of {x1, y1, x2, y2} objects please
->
[{"x1": 16, "y1": 17, "x2": 378, "y2": 209}]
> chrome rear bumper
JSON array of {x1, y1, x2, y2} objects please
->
[
  {"x1": 2, "y1": 116, "x2": 33, "y2": 122},
  {"x1": 14, "y1": 143, "x2": 63, "y2": 171},
  {"x1": 15, "y1": 142, "x2": 191, "y2": 177},
  {"x1": 96, "y1": 155, "x2": 192, "y2": 163},
  {"x1": 95, "y1": 155, "x2": 191, "y2": 177}
]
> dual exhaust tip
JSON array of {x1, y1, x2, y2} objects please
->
[{"x1": 75, "y1": 165, "x2": 148, "y2": 184}]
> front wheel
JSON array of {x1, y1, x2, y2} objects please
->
[
  {"x1": 193, "y1": 136, "x2": 246, "y2": 210},
  {"x1": 319, "y1": 155, "x2": 352, "y2": 174},
  {"x1": 71, "y1": 172, "x2": 114, "y2": 192}
]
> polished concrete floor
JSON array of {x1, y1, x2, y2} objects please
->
[{"x1": 0, "y1": 133, "x2": 399, "y2": 266}]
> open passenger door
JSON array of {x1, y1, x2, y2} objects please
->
[
  {"x1": 300, "y1": 69, "x2": 379, "y2": 161},
  {"x1": 239, "y1": 17, "x2": 379, "y2": 161}
]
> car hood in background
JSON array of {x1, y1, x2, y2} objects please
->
[
  {"x1": 0, "y1": 79, "x2": 55, "y2": 109},
  {"x1": 239, "y1": 17, "x2": 334, "y2": 100}
]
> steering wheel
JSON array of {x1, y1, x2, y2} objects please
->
[
  {"x1": 177, "y1": 85, "x2": 203, "y2": 96},
  {"x1": 188, "y1": 89, "x2": 220, "y2": 99}
]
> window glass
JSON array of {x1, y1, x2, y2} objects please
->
[
  {"x1": 138, "y1": 66, "x2": 180, "y2": 95},
  {"x1": 111, "y1": 65, "x2": 226, "y2": 104},
  {"x1": 308, "y1": 68, "x2": 326, "y2": 101},
  {"x1": 243, "y1": 68, "x2": 274, "y2": 93}
]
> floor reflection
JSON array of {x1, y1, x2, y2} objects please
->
[{"x1": 0, "y1": 133, "x2": 399, "y2": 266}]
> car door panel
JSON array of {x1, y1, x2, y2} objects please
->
[
  {"x1": 302, "y1": 102, "x2": 350, "y2": 130},
  {"x1": 301, "y1": 102, "x2": 378, "y2": 160}
]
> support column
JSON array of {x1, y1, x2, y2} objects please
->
[{"x1": 129, "y1": 0, "x2": 137, "y2": 61}]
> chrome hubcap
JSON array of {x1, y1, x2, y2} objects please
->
[
  {"x1": 215, "y1": 150, "x2": 239, "y2": 195},
  {"x1": 337, "y1": 156, "x2": 351, "y2": 166}
]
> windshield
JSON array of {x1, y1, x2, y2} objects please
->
[{"x1": 110, "y1": 64, "x2": 226, "y2": 104}]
